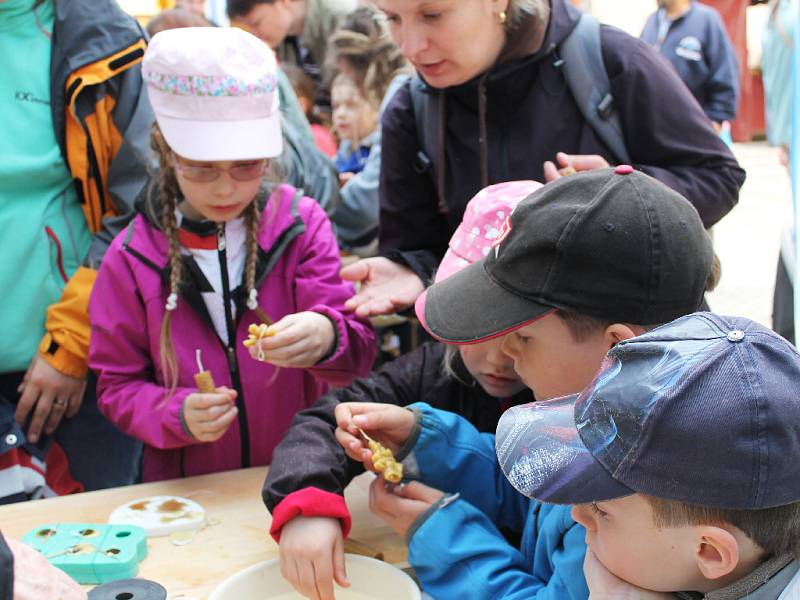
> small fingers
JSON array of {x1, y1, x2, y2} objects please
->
[
  {"x1": 295, "y1": 559, "x2": 320, "y2": 600},
  {"x1": 396, "y1": 481, "x2": 444, "y2": 503},
  {"x1": 186, "y1": 392, "x2": 235, "y2": 410},
  {"x1": 334, "y1": 427, "x2": 370, "y2": 463},
  {"x1": 333, "y1": 403, "x2": 355, "y2": 431},
  {"x1": 195, "y1": 406, "x2": 238, "y2": 441},
  {"x1": 543, "y1": 160, "x2": 560, "y2": 183},
  {"x1": 312, "y1": 556, "x2": 335, "y2": 600},
  {"x1": 193, "y1": 402, "x2": 234, "y2": 422},
  {"x1": 332, "y1": 535, "x2": 349, "y2": 588}
]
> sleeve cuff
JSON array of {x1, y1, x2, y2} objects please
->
[
  {"x1": 270, "y1": 488, "x2": 352, "y2": 542},
  {"x1": 38, "y1": 333, "x2": 88, "y2": 379},
  {"x1": 308, "y1": 306, "x2": 347, "y2": 365}
]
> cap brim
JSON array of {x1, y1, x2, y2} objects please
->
[
  {"x1": 415, "y1": 259, "x2": 553, "y2": 344},
  {"x1": 158, "y1": 114, "x2": 283, "y2": 161},
  {"x1": 495, "y1": 395, "x2": 634, "y2": 504}
]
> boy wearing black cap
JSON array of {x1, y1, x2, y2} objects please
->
[
  {"x1": 336, "y1": 167, "x2": 719, "y2": 599},
  {"x1": 497, "y1": 313, "x2": 800, "y2": 598}
]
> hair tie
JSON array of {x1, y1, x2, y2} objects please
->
[
  {"x1": 165, "y1": 292, "x2": 178, "y2": 311},
  {"x1": 247, "y1": 289, "x2": 259, "y2": 310}
]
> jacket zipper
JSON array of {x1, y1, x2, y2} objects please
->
[{"x1": 217, "y1": 223, "x2": 251, "y2": 468}]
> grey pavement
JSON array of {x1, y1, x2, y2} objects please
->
[{"x1": 706, "y1": 142, "x2": 792, "y2": 328}]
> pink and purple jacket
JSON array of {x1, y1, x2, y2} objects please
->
[{"x1": 88, "y1": 184, "x2": 375, "y2": 482}]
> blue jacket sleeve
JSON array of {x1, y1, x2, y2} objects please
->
[
  {"x1": 406, "y1": 403, "x2": 530, "y2": 533},
  {"x1": 702, "y1": 12, "x2": 739, "y2": 123},
  {"x1": 409, "y1": 499, "x2": 588, "y2": 600}
]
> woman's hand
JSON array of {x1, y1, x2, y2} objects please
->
[
  {"x1": 279, "y1": 516, "x2": 349, "y2": 600},
  {"x1": 340, "y1": 258, "x2": 425, "y2": 318},
  {"x1": 334, "y1": 402, "x2": 416, "y2": 466},
  {"x1": 251, "y1": 312, "x2": 336, "y2": 368},
  {"x1": 543, "y1": 152, "x2": 610, "y2": 183},
  {"x1": 369, "y1": 479, "x2": 444, "y2": 538},
  {"x1": 182, "y1": 387, "x2": 237, "y2": 442},
  {"x1": 15, "y1": 356, "x2": 87, "y2": 443}
]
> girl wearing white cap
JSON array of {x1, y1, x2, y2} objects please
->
[{"x1": 87, "y1": 27, "x2": 375, "y2": 483}]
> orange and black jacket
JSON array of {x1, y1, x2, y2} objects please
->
[{"x1": 39, "y1": 0, "x2": 153, "y2": 378}]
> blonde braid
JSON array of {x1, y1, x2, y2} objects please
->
[
  {"x1": 244, "y1": 198, "x2": 261, "y2": 312},
  {"x1": 151, "y1": 125, "x2": 183, "y2": 392}
]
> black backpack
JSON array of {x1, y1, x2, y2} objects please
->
[{"x1": 410, "y1": 13, "x2": 632, "y2": 190}]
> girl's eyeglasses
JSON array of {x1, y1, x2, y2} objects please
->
[{"x1": 172, "y1": 158, "x2": 268, "y2": 183}]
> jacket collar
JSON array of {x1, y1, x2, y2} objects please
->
[
  {"x1": 674, "y1": 555, "x2": 798, "y2": 600},
  {"x1": 125, "y1": 184, "x2": 307, "y2": 320},
  {"x1": 52, "y1": 0, "x2": 146, "y2": 79}
]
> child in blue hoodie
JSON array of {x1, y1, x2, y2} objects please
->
[{"x1": 336, "y1": 168, "x2": 719, "y2": 599}]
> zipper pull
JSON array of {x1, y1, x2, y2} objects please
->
[
  {"x1": 217, "y1": 224, "x2": 226, "y2": 251},
  {"x1": 226, "y1": 347, "x2": 237, "y2": 373}
]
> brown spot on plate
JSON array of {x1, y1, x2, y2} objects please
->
[{"x1": 157, "y1": 499, "x2": 186, "y2": 513}]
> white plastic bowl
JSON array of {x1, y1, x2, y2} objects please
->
[{"x1": 209, "y1": 554, "x2": 421, "y2": 600}]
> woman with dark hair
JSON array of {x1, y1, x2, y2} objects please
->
[{"x1": 341, "y1": 0, "x2": 746, "y2": 318}]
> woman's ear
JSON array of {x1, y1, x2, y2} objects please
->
[
  {"x1": 491, "y1": 0, "x2": 511, "y2": 17},
  {"x1": 694, "y1": 526, "x2": 740, "y2": 581}
]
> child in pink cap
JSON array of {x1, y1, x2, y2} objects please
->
[
  {"x1": 262, "y1": 180, "x2": 541, "y2": 600},
  {"x1": 87, "y1": 27, "x2": 375, "y2": 483}
]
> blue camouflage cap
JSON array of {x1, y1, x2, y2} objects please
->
[{"x1": 496, "y1": 312, "x2": 800, "y2": 509}]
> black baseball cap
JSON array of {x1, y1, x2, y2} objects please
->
[
  {"x1": 496, "y1": 313, "x2": 800, "y2": 509},
  {"x1": 415, "y1": 166, "x2": 713, "y2": 344}
]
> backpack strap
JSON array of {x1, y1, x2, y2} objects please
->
[
  {"x1": 559, "y1": 14, "x2": 632, "y2": 165},
  {"x1": 410, "y1": 74, "x2": 437, "y2": 179},
  {"x1": 409, "y1": 75, "x2": 448, "y2": 211}
]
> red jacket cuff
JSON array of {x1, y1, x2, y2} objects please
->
[{"x1": 270, "y1": 487, "x2": 352, "y2": 542}]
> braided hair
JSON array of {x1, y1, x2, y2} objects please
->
[
  {"x1": 242, "y1": 194, "x2": 274, "y2": 325},
  {"x1": 150, "y1": 126, "x2": 183, "y2": 392}
]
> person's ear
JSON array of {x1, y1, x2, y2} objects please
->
[
  {"x1": 491, "y1": 0, "x2": 511, "y2": 18},
  {"x1": 603, "y1": 323, "x2": 638, "y2": 350},
  {"x1": 694, "y1": 526, "x2": 740, "y2": 581}
]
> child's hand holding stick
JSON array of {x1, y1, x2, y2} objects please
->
[
  {"x1": 185, "y1": 350, "x2": 237, "y2": 442},
  {"x1": 334, "y1": 402, "x2": 414, "y2": 477}
]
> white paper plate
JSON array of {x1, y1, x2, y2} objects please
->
[
  {"x1": 108, "y1": 495, "x2": 206, "y2": 537},
  {"x1": 209, "y1": 554, "x2": 420, "y2": 600}
]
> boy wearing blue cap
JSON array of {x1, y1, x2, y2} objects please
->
[
  {"x1": 336, "y1": 167, "x2": 721, "y2": 599},
  {"x1": 497, "y1": 312, "x2": 800, "y2": 599}
]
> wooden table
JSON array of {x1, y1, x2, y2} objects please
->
[{"x1": 0, "y1": 467, "x2": 407, "y2": 599}]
